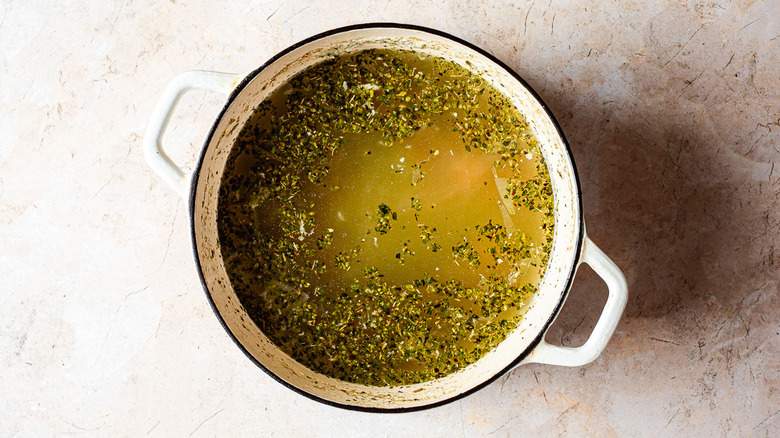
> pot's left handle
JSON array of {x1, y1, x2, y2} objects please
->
[{"x1": 143, "y1": 70, "x2": 241, "y2": 199}]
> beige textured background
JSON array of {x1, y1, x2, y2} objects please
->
[{"x1": 1, "y1": 0, "x2": 778, "y2": 436}]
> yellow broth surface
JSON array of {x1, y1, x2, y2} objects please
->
[{"x1": 218, "y1": 49, "x2": 554, "y2": 386}]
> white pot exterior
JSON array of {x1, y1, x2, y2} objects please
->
[{"x1": 144, "y1": 23, "x2": 628, "y2": 411}]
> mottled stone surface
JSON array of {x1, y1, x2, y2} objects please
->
[{"x1": 1, "y1": 0, "x2": 778, "y2": 436}]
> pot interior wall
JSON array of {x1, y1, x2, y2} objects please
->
[{"x1": 192, "y1": 26, "x2": 581, "y2": 410}]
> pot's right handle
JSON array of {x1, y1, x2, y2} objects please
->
[
  {"x1": 520, "y1": 236, "x2": 628, "y2": 367},
  {"x1": 143, "y1": 70, "x2": 241, "y2": 199}
]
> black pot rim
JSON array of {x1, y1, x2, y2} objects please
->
[{"x1": 188, "y1": 22, "x2": 584, "y2": 413}]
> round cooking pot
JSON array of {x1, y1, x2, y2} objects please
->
[{"x1": 143, "y1": 23, "x2": 627, "y2": 412}]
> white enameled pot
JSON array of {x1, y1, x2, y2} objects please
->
[{"x1": 143, "y1": 24, "x2": 627, "y2": 412}]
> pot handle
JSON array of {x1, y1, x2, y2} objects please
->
[
  {"x1": 520, "y1": 236, "x2": 628, "y2": 367},
  {"x1": 143, "y1": 70, "x2": 241, "y2": 199}
]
